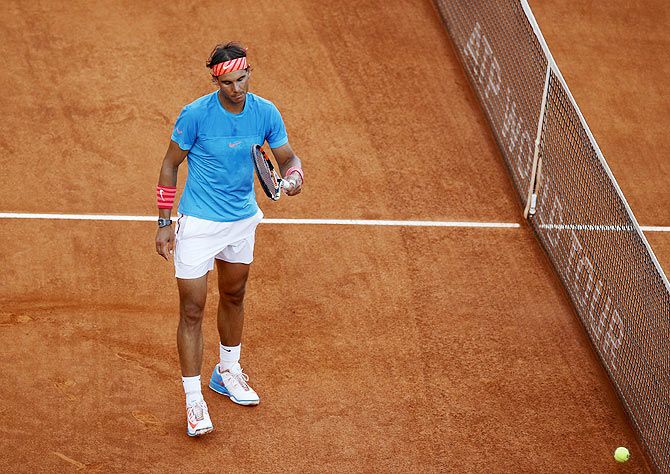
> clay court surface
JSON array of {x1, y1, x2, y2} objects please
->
[{"x1": 1, "y1": 1, "x2": 668, "y2": 472}]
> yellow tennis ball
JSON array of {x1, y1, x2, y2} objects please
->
[{"x1": 614, "y1": 447, "x2": 630, "y2": 463}]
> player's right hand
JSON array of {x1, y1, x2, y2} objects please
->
[
  {"x1": 155, "y1": 226, "x2": 175, "y2": 260},
  {"x1": 283, "y1": 172, "x2": 303, "y2": 196}
]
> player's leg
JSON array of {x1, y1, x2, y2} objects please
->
[
  {"x1": 176, "y1": 274, "x2": 214, "y2": 436},
  {"x1": 208, "y1": 257, "x2": 260, "y2": 406},
  {"x1": 215, "y1": 260, "x2": 249, "y2": 347},
  {"x1": 177, "y1": 274, "x2": 208, "y2": 377}
]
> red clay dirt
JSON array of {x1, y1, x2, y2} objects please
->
[{"x1": 0, "y1": 0, "x2": 667, "y2": 472}]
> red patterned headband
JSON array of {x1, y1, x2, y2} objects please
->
[{"x1": 211, "y1": 56, "x2": 248, "y2": 76}]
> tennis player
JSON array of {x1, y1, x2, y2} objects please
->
[{"x1": 154, "y1": 42, "x2": 303, "y2": 437}]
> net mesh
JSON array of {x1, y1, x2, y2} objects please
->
[
  {"x1": 441, "y1": 1, "x2": 547, "y2": 201},
  {"x1": 433, "y1": 1, "x2": 670, "y2": 471}
]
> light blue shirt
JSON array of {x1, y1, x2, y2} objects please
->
[{"x1": 171, "y1": 91, "x2": 289, "y2": 222}]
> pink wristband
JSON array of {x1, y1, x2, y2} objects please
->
[
  {"x1": 156, "y1": 185, "x2": 177, "y2": 209},
  {"x1": 285, "y1": 167, "x2": 304, "y2": 183}
]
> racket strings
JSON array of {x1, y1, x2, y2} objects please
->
[
  {"x1": 252, "y1": 145, "x2": 281, "y2": 199},
  {"x1": 255, "y1": 155, "x2": 277, "y2": 188}
]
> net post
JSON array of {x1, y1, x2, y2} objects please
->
[{"x1": 523, "y1": 65, "x2": 551, "y2": 218}]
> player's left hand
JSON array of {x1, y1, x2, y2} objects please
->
[{"x1": 283, "y1": 172, "x2": 303, "y2": 196}]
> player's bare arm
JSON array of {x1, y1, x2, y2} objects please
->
[
  {"x1": 155, "y1": 140, "x2": 189, "y2": 260},
  {"x1": 272, "y1": 142, "x2": 303, "y2": 196}
]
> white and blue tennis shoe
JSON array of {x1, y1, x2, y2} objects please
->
[{"x1": 209, "y1": 363, "x2": 260, "y2": 406}]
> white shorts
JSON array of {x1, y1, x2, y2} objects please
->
[{"x1": 174, "y1": 210, "x2": 264, "y2": 279}]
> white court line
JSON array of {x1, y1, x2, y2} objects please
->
[
  {"x1": 264, "y1": 218, "x2": 520, "y2": 228},
  {"x1": 0, "y1": 213, "x2": 520, "y2": 228},
  {"x1": 1, "y1": 212, "x2": 669, "y2": 231},
  {"x1": 538, "y1": 223, "x2": 670, "y2": 233},
  {"x1": 539, "y1": 224, "x2": 636, "y2": 232}
]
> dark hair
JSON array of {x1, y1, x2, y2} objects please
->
[{"x1": 206, "y1": 41, "x2": 250, "y2": 72}]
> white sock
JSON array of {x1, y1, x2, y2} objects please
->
[
  {"x1": 220, "y1": 343, "x2": 241, "y2": 372},
  {"x1": 182, "y1": 375, "x2": 203, "y2": 405}
]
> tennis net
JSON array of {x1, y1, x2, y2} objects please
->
[{"x1": 433, "y1": 1, "x2": 670, "y2": 471}]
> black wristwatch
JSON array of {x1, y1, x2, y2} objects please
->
[{"x1": 158, "y1": 218, "x2": 173, "y2": 228}]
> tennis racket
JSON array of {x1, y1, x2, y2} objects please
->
[{"x1": 251, "y1": 144, "x2": 290, "y2": 201}]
